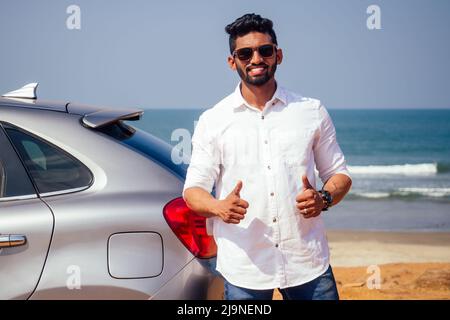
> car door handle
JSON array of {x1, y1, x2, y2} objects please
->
[{"x1": 0, "y1": 234, "x2": 27, "y2": 248}]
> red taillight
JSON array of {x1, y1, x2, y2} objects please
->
[{"x1": 163, "y1": 197, "x2": 217, "y2": 259}]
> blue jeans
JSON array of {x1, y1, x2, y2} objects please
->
[{"x1": 224, "y1": 265, "x2": 339, "y2": 300}]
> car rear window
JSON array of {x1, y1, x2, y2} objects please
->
[
  {"x1": 3, "y1": 123, "x2": 93, "y2": 195},
  {"x1": 0, "y1": 125, "x2": 36, "y2": 199},
  {"x1": 97, "y1": 121, "x2": 187, "y2": 180}
]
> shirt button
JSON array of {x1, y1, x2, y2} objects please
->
[
  {"x1": 275, "y1": 244, "x2": 279, "y2": 248},
  {"x1": 270, "y1": 192, "x2": 274, "y2": 196},
  {"x1": 261, "y1": 115, "x2": 265, "y2": 120},
  {"x1": 273, "y1": 217, "x2": 277, "y2": 223},
  {"x1": 267, "y1": 165, "x2": 271, "y2": 170},
  {"x1": 264, "y1": 140, "x2": 268, "y2": 144}
]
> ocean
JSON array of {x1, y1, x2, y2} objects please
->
[{"x1": 132, "y1": 108, "x2": 450, "y2": 232}]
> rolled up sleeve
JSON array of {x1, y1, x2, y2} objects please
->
[
  {"x1": 313, "y1": 104, "x2": 351, "y2": 184},
  {"x1": 182, "y1": 113, "x2": 220, "y2": 198}
]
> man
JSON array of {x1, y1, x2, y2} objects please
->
[{"x1": 183, "y1": 13, "x2": 352, "y2": 300}]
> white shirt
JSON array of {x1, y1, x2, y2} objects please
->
[{"x1": 183, "y1": 83, "x2": 351, "y2": 290}]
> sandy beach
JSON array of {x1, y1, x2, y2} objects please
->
[{"x1": 273, "y1": 230, "x2": 450, "y2": 300}]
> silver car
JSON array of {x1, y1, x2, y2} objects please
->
[{"x1": 0, "y1": 83, "x2": 222, "y2": 300}]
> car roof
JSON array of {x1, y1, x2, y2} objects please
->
[
  {"x1": 0, "y1": 96, "x2": 69, "y2": 113},
  {"x1": 0, "y1": 97, "x2": 143, "y2": 129},
  {"x1": 1, "y1": 83, "x2": 144, "y2": 128},
  {"x1": 0, "y1": 96, "x2": 104, "y2": 114},
  {"x1": 0, "y1": 83, "x2": 117, "y2": 115}
]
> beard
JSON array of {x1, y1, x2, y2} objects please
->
[{"x1": 236, "y1": 59, "x2": 277, "y2": 87}]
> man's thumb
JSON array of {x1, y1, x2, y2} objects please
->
[
  {"x1": 302, "y1": 175, "x2": 313, "y2": 190},
  {"x1": 232, "y1": 180, "x2": 243, "y2": 197}
]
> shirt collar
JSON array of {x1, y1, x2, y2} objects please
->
[{"x1": 232, "y1": 82, "x2": 288, "y2": 110}]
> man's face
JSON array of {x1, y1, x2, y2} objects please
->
[{"x1": 228, "y1": 32, "x2": 283, "y2": 86}]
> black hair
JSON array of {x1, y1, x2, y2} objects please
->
[{"x1": 225, "y1": 13, "x2": 278, "y2": 54}]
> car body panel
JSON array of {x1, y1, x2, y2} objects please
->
[
  {"x1": 0, "y1": 198, "x2": 54, "y2": 300},
  {"x1": 31, "y1": 191, "x2": 197, "y2": 299}
]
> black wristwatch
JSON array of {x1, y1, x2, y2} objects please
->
[{"x1": 318, "y1": 189, "x2": 333, "y2": 211}]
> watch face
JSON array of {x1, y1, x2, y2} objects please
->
[{"x1": 321, "y1": 190, "x2": 332, "y2": 205}]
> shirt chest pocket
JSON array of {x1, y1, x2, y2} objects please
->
[
  {"x1": 275, "y1": 127, "x2": 316, "y2": 167},
  {"x1": 219, "y1": 129, "x2": 260, "y2": 167}
]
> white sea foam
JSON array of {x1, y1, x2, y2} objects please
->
[
  {"x1": 347, "y1": 163, "x2": 437, "y2": 176},
  {"x1": 396, "y1": 187, "x2": 450, "y2": 197},
  {"x1": 352, "y1": 192, "x2": 391, "y2": 199},
  {"x1": 351, "y1": 187, "x2": 450, "y2": 199}
]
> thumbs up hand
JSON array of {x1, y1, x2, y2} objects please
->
[
  {"x1": 302, "y1": 175, "x2": 314, "y2": 191},
  {"x1": 212, "y1": 180, "x2": 249, "y2": 224},
  {"x1": 295, "y1": 175, "x2": 325, "y2": 219}
]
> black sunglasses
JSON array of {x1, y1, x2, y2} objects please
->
[{"x1": 233, "y1": 44, "x2": 277, "y2": 61}]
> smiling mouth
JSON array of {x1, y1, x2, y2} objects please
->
[{"x1": 247, "y1": 66, "x2": 268, "y2": 77}]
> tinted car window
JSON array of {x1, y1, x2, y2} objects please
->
[
  {"x1": 98, "y1": 121, "x2": 187, "y2": 179},
  {"x1": 0, "y1": 125, "x2": 36, "y2": 199},
  {"x1": 3, "y1": 124, "x2": 93, "y2": 195}
]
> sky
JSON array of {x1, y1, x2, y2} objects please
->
[{"x1": 0, "y1": 0, "x2": 449, "y2": 109}]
